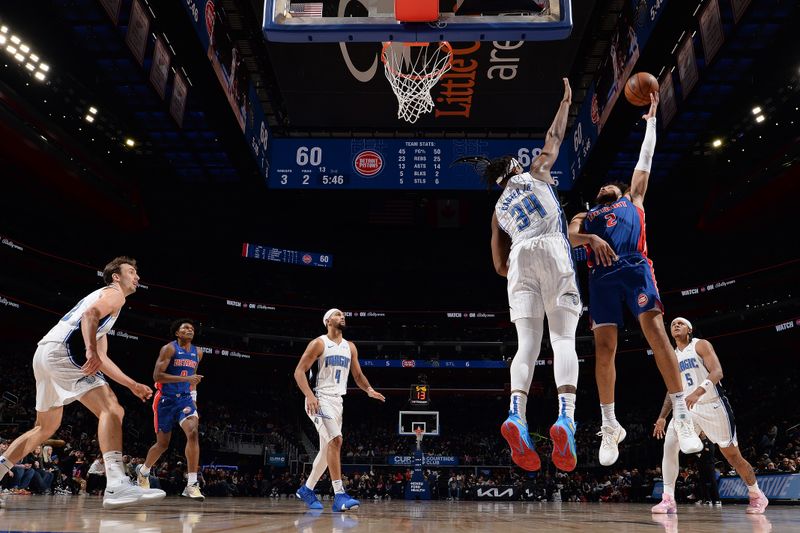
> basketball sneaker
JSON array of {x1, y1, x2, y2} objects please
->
[
  {"x1": 549, "y1": 415, "x2": 577, "y2": 472},
  {"x1": 597, "y1": 424, "x2": 626, "y2": 466},
  {"x1": 135, "y1": 464, "x2": 150, "y2": 489},
  {"x1": 332, "y1": 492, "x2": 360, "y2": 512},
  {"x1": 651, "y1": 494, "x2": 677, "y2": 514},
  {"x1": 673, "y1": 418, "x2": 703, "y2": 454},
  {"x1": 296, "y1": 485, "x2": 323, "y2": 510},
  {"x1": 182, "y1": 482, "x2": 205, "y2": 501},
  {"x1": 501, "y1": 412, "x2": 541, "y2": 471},
  {"x1": 746, "y1": 491, "x2": 769, "y2": 514},
  {"x1": 102, "y1": 481, "x2": 166, "y2": 509}
]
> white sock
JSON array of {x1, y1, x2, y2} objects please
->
[
  {"x1": 670, "y1": 392, "x2": 689, "y2": 420},
  {"x1": 188, "y1": 472, "x2": 197, "y2": 485},
  {"x1": 662, "y1": 427, "x2": 680, "y2": 498},
  {"x1": 139, "y1": 464, "x2": 151, "y2": 477},
  {"x1": 0, "y1": 455, "x2": 12, "y2": 480},
  {"x1": 747, "y1": 481, "x2": 760, "y2": 495},
  {"x1": 510, "y1": 392, "x2": 527, "y2": 422},
  {"x1": 558, "y1": 393, "x2": 576, "y2": 421},
  {"x1": 601, "y1": 403, "x2": 619, "y2": 428},
  {"x1": 305, "y1": 438, "x2": 329, "y2": 490},
  {"x1": 103, "y1": 451, "x2": 127, "y2": 487},
  {"x1": 332, "y1": 479, "x2": 344, "y2": 494}
]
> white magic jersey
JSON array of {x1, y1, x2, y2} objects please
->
[
  {"x1": 38, "y1": 287, "x2": 120, "y2": 346},
  {"x1": 495, "y1": 173, "x2": 565, "y2": 246},
  {"x1": 313, "y1": 335, "x2": 351, "y2": 397},
  {"x1": 675, "y1": 338, "x2": 720, "y2": 403}
]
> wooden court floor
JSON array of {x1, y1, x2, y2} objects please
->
[{"x1": 0, "y1": 495, "x2": 795, "y2": 532}]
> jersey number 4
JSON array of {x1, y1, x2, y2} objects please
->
[
  {"x1": 334, "y1": 369, "x2": 342, "y2": 384},
  {"x1": 510, "y1": 193, "x2": 547, "y2": 230}
]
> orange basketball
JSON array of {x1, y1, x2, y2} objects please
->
[{"x1": 624, "y1": 72, "x2": 659, "y2": 106}]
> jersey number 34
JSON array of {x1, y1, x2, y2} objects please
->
[{"x1": 511, "y1": 193, "x2": 547, "y2": 230}]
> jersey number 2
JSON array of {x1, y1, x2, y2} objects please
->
[
  {"x1": 511, "y1": 193, "x2": 547, "y2": 230},
  {"x1": 334, "y1": 369, "x2": 341, "y2": 384},
  {"x1": 604, "y1": 213, "x2": 617, "y2": 227}
]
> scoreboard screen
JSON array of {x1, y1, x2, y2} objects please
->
[
  {"x1": 410, "y1": 384, "x2": 430, "y2": 406},
  {"x1": 242, "y1": 242, "x2": 332, "y2": 268},
  {"x1": 268, "y1": 138, "x2": 573, "y2": 191}
]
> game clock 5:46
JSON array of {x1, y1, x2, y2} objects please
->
[{"x1": 410, "y1": 384, "x2": 429, "y2": 406}]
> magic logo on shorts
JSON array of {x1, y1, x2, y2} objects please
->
[{"x1": 637, "y1": 293, "x2": 649, "y2": 307}]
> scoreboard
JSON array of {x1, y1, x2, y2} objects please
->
[
  {"x1": 410, "y1": 384, "x2": 430, "y2": 407},
  {"x1": 268, "y1": 138, "x2": 573, "y2": 191}
]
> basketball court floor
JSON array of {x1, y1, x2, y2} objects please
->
[{"x1": 0, "y1": 496, "x2": 793, "y2": 532}]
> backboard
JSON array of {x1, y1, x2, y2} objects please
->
[
  {"x1": 399, "y1": 410, "x2": 440, "y2": 436},
  {"x1": 263, "y1": 0, "x2": 572, "y2": 43}
]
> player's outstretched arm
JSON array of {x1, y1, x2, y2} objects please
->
[
  {"x1": 530, "y1": 78, "x2": 572, "y2": 183},
  {"x1": 685, "y1": 339, "x2": 724, "y2": 409},
  {"x1": 490, "y1": 213, "x2": 511, "y2": 277},
  {"x1": 350, "y1": 342, "x2": 385, "y2": 402},
  {"x1": 294, "y1": 338, "x2": 325, "y2": 415},
  {"x1": 629, "y1": 92, "x2": 659, "y2": 208}
]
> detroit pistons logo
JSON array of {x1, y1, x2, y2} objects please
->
[
  {"x1": 354, "y1": 150, "x2": 383, "y2": 177},
  {"x1": 637, "y1": 293, "x2": 649, "y2": 307},
  {"x1": 302, "y1": 254, "x2": 312, "y2": 264},
  {"x1": 204, "y1": 1, "x2": 215, "y2": 38}
]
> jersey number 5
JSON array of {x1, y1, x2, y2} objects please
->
[{"x1": 510, "y1": 193, "x2": 547, "y2": 230}]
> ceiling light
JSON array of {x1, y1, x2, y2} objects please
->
[
  {"x1": 39, "y1": 63, "x2": 49, "y2": 72},
  {"x1": 124, "y1": 138, "x2": 136, "y2": 147},
  {"x1": 34, "y1": 71, "x2": 45, "y2": 81},
  {"x1": 10, "y1": 35, "x2": 20, "y2": 45},
  {"x1": 89, "y1": 106, "x2": 98, "y2": 115},
  {"x1": 29, "y1": 53, "x2": 38, "y2": 62},
  {"x1": 712, "y1": 139, "x2": 722, "y2": 148},
  {"x1": 751, "y1": 106, "x2": 762, "y2": 115},
  {"x1": 13, "y1": 53, "x2": 24, "y2": 62},
  {"x1": 755, "y1": 115, "x2": 765, "y2": 123},
  {"x1": 19, "y1": 44, "x2": 29, "y2": 53},
  {"x1": 24, "y1": 62, "x2": 34, "y2": 71},
  {"x1": 0, "y1": 26, "x2": 7, "y2": 34},
  {"x1": 85, "y1": 114, "x2": 95, "y2": 123},
  {"x1": 6, "y1": 45, "x2": 17, "y2": 54},
  {"x1": 0, "y1": 36, "x2": 5, "y2": 45}
]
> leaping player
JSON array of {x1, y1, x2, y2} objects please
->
[
  {"x1": 137, "y1": 319, "x2": 204, "y2": 500},
  {"x1": 489, "y1": 78, "x2": 585, "y2": 472},
  {"x1": 651, "y1": 317, "x2": 768, "y2": 515},
  {"x1": 568, "y1": 93, "x2": 703, "y2": 466},
  {"x1": 293, "y1": 309, "x2": 385, "y2": 512}
]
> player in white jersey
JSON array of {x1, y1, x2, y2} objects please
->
[
  {"x1": 489, "y1": 79, "x2": 591, "y2": 473},
  {"x1": 0, "y1": 257, "x2": 165, "y2": 509},
  {"x1": 293, "y1": 308, "x2": 385, "y2": 512},
  {"x1": 651, "y1": 317, "x2": 768, "y2": 515}
]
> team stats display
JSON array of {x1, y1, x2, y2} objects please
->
[
  {"x1": 268, "y1": 138, "x2": 573, "y2": 191},
  {"x1": 242, "y1": 243, "x2": 332, "y2": 268}
]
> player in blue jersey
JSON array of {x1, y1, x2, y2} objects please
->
[
  {"x1": 568, "y1": 93, "x2": 703, "y2": 466},
  {"x1": 136, "y1": 319, "x2": 204, "y2": 500}
]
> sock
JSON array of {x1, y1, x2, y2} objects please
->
[
  {"x1": 139, "y1": 464, "x2": 151, "y2": 477},
  {"x1": 747, "y1": 481, "x2": 760, "y2": 495},
  {"x1": 188, "y1": 472, "x2": 197, "y2": 485},
  {"x1": 662, "y1": 427, "x2": 680, "y2": 498},
  {"x1": 0, "y1": 455, "x2": 12, "y2": 481},
  {"x1": 558, "y1": 393, "x2": 576, "y2": 421},
  {"x1": 510, "y1": 392, "x2": 527, "y2": 422},
  {"x1": 103, "y1": 451, "x2": 126, "y2": 487},
  {"x1": 332, "y1": 479, "x2": 344, "y2": 494},
  {"x1": 670, "y1": 392, "x2": 689, "y2": 420},
  {"x1": 601, "y1": 403, "x2": 619, "y2": 428}
]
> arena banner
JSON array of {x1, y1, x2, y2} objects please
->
[
  {"x1": 658, "y1": 70, "x2": 678, "y2": 128},
  {"x1": 180, "y1": 0, "x2": 270, "y2": 181},
  {"x1": 98, "y1": 0, "x2": 122, "y2": 25},
  {"x1": 567, "y1": 0, "x2": 669, "y2": 183},
  {"x1": 266, "y1": 453, "x2": 287, "y2": 467},
  {"x1": 475, "y1": 486, "x2": 519, "y2": 501},
  {"x1": 149, "y1": 35, "x2": 171, "y2": 99},
  {"x1": 731, "y1": 0, "x2": 752, "y2": 24},
  {"x1": 698, "y1": 0, "x2": 724, "y2": 66},
  {"x1": 676, "y1": 35, "x2": 699, "y2": 99},
  {"x1": 388, "y1": 455, "x2": 459, "y2": 467},
  {"x1": 125, "y1": 0, "x2": 150, "y2": 66},
  {"x1": 653, "y1": 474, "x2": 800, "y2": 501},
  {"x1": 170, "y1": 70, "x2": 189, "y2": 127}
]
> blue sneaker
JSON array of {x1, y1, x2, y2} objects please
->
[
  {"x1": 332, "y1": 492, "x2": 360, "y2": 512},
  {"x1": 501, "y1": 412, "x2": 541, "y2": 471},
  {"x1": 295, "y1": 485, "x2": 323, "y2": 510},
  {"x1": 550, "y1": 415, "x2": 578, "y2": 472}
]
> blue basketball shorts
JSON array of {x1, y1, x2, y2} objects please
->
[
  {"x1": 153, "y1": 392, "x2": 197, "y2": 433},
  {"x1": 588, "y1": 254, "x2": 663, "y2": 329}
]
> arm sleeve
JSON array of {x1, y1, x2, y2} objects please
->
[{"x1": 634, "y1": 117, "x2": 657, "y2": 172}]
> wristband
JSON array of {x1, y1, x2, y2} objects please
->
[
  {"x1": 190, "y1": 390, "x2": 197, "y2": 401},
  {"x1": 699, "y1": 379, "x2": 713, "y2": 395}
]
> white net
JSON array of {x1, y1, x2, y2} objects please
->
[{"x1": 382, "y1": 41, "x2": 453, "y2": 124}]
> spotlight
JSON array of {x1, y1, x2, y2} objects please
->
[
  {"x1": 0, "y1": 36, "x2": 5, "y2": 45},
  {"x1": 24, "y1": 62, "x2": 34, "y2": 71},
  {"x1": 0, "y1": 26, "x2": 7, "y2": 34},
  {"x1": 19, "y1": 44, "x2": 29, "y2": 53},
  {"x1": 10, "y1": 35, "x2": 20, "y2": 45},
  {"x1": 712, "y1": 139, "x2": 722, "y2": 148},
  {"x1": 89, "y1": 106, "x2": 98, "y2": 115},
  {"x1": 13, "y1": 53, "x2": 24, "y2": 62},
  {"x1": 751, "y1": 106, "x2": 762, "y2": 115},
  {"x1": 755, "y1": 115, "x2": 765, "y2": 123},
  {"x1": 39, "y1": 63, "x2": 49, "y2": 72},
  {"x1": 6, "y1": 45, "x2": 17, "y2": 54},
  {"x1": 29, "y1": 53, "x2": 38, "y2": 62},
  {"x1": 34, "y1": 71, "x2": 45, "y2": 81},
  {"x1": 85, "y1": 114, "x2": 95, "y2": 123},
  {"x1": 124, "y1": 138, "x2": 136, "y2": 147}
]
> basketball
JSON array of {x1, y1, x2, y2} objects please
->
[{"x1": 624, "y1": 72, "x2": 659, "y2": 106}]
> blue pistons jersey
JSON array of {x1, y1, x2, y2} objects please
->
[
  {"x1": 157, "y1": 341, "x2": 198, "y2": 396},
  {"x1": 583, "y1": 196, "x2": 649, "y2": 268}
]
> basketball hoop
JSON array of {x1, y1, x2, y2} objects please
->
[
  {"x1": 381, "y1": 41, "x2": 453, "y2": 124},
  {"x1": 414, "y1": 426, "x2": 425, "y2": 450}
]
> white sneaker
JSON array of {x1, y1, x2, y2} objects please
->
[
  {"x1": 674, "y1": 417, "x2": 703, "y2": 454},
  {"x1": 181, "y1": 482, "x2": 205, "y2": 501},
  {"x1": 103, "y1": 481, "x2": 166, "y2": 509},
  {"x1": 597, "y1": 424, "x2": 626, "y2": 466},
  {"x1": 135, "y1": 464, "x2": 150, "y2": 489}
]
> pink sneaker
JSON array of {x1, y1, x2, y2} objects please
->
[
  {"x1": 746, "y1": 492, "x2": 769, "y2": 514},
  {"x1": 651, "y1": 494, "x2": 677, "y2": 514}
]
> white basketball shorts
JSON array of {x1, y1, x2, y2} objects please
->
[
  {"x1": 305, "y1": 394, "x2": 343, "y2": 443},
  {"x1": 33, "y1": 342, "x2": 108, "y2": 412},
  {"x1": 506, "y1": 233, "x2": 582, "y2": 322}
]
